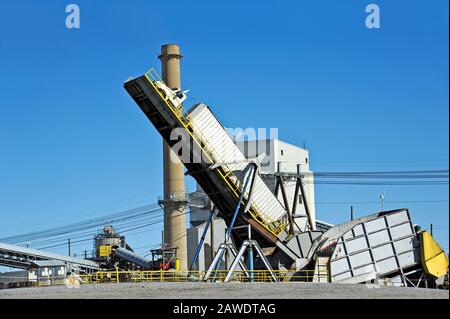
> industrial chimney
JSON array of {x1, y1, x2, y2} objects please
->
[{"x1": 158, "y1": 44, "x2": 188, "y2": 271}]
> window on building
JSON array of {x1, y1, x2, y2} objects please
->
[
  {"x1": 299, "y1": 195, "x2": 303, "y2": 204},
  {"x1": 281, "y1": 150, "x2": 284, "y2": 156},
  {"x1": 305, "y1": 158, "x2": 308, "y2": 163}
]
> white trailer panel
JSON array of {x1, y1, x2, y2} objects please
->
[
  {"x1": 327, "y1": 209, "x2": 419, "y2": 283},
  {"x1": 187, "y1": 104, "x2": 287, "y2": 225}
]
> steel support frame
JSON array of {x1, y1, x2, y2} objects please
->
[
  {"x1": 188, "y1": 206, "x2": 215, "y2": 274},
  {"x1": 203, "y1": 242, "x2": 249, "y2": 281},
  {"x1": 210, "y1": 164, "x2": 257, "y2": 279},
  {"x1": 223, "y1": 238, "x2": 277, "y2": 283},
  {"x1": 274, "y1": 163, "x2": 313, "y2": 232}
]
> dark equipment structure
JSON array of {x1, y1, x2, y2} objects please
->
[{"x1": 150, "y1": 245, "x2": 178, "y2": 270}]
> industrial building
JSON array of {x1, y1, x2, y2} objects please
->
[
  {"x1": 0, "y1": 43, "x2": 448, "y2": 292},
  {"x1": 122, "y1": 43, "x2": 448, "y2": 286},
  {"x1": 238, "y1": 139, "x2": 316, "y2": 231}
]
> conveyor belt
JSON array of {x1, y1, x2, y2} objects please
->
[
  {"x1": 114, "y1": 247, "x2": 152, "y2": 269},
  {"x1": 0, "y1": 242, "x2": 99, "y2": 272}
]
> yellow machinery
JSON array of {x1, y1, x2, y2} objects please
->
[
  {"x1": 419, "y1": 231, "x2": 448, "y2": 278},
  {"x1": 99, "y1": 245, "x2": 112, "y2": 257}
]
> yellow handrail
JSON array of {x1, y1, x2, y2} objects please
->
[{"x1": 79, "y1": 269, "x2": 328, "y2": 284}]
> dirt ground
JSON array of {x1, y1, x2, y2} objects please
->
[{"x1": 1, "y1": 282, "x2": 448, "y2": 299}]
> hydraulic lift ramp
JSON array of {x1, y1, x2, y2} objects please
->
[{"x1": 124, "y1": 69, "x2": 303, "y2": 261}]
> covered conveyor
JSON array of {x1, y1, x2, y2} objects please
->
[
  {"x1": 113, "y1": 247, "x2": 153, "y2": 269},
  {"x1": 0, "y1": 242, "x2": 99, "y2": 273}
]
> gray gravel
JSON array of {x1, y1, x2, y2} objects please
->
[{"x1": 1, "y1": 282, "x2": 448, "y2": 299}]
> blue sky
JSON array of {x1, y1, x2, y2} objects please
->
[{"x1": 0, "y1": 0, "x2": 448, "y2": 263}]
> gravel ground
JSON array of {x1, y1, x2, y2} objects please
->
[{"x1": 0, "y1": 282, "x2": 448, "y2": 299}]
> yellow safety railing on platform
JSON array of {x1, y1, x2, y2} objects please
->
[
  {"x1": 78, "y1": 269, "x2": 327, "y2": 284},
  {"x1": 143, "y1": 68, "x2": 288, "y2": 236},
  {"x1": 25, "y1": 269, "x2": 442, "y2": 288}
]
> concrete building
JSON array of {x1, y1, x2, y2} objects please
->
[
  {"x1": 187, "y1": 216, "x2": 229, "y2": 271},
  {"x1": 28, "y1": 260, "x2": 67, "y2": 286},
  {"x1": 237, "y1": 139, "x2": 316, "y2": 231},
  {"x1": 0, "y1": 260, "x2": 67, "y2": 289}
]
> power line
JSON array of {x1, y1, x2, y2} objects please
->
[
  {"x1": 314, "y1": 199, "x2": 449, "y2": 205},
  {"x1": 311, "y1": 154, "x2": 448, "y2": 163},
  {"x1": 281, "y1": 169, "x2": 449, "y2": 186},
  {"x1": 0, "y1": 190, "x2": 163, "y2": 235},
  {"x1": 0, "y1": 204, "x2": 162, "y2": 243},
  {"x1": 312, "y1": 181, "x2": 447, "y2": 185},
  {"x1": 34, "y1": 210, "x2": 192, "y2": 251},
  {"x1": 37, "y1": 220, "x2": 165, "y2": 250},
  {"x1": 28, "y1": 215, "x2": 162, "y2": 248},
  {"x1": 313, "y1": 169, "x2": 448, "y2": 175},
  {"x1": 24, "y1": 214, "x2": 160, "y2": 247}
]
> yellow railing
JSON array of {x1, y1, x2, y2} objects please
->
[
  {"x1": 144, "y1": 68, "x2": 288, "y2": 236},
  {"x1": 24, "y1": 270, "x2": 442, "y2": 288},
  {"x1": 34, "y1": 279, "x2": 66, "y2": 287},
  {"x1": 78, "y1": 269, "x2": 327, "y2": 284},
  {"x1": 202, "y1": 270, "x2": 322, "y2": 283}
]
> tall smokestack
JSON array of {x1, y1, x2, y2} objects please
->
[{"x1": 158, "y1": 44, "x2": 187, "y2": 271}]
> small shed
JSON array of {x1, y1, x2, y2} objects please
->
[{"x1": 29, "y1": 260, "x2": 67, "y2": 286}]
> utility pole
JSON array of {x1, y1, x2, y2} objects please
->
[
  {"x1": 351, "y1": 205, "x2": 354, "y2": 221},
  {"x1": 380, "y1": 192, "x2": 385, "y2": 211},
  {"x1": 68, "y1": 238, "x2": 71, "y2": 257},
  {"x1": 210, "y1": 209, "x2": 215, "y2": 266}
]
